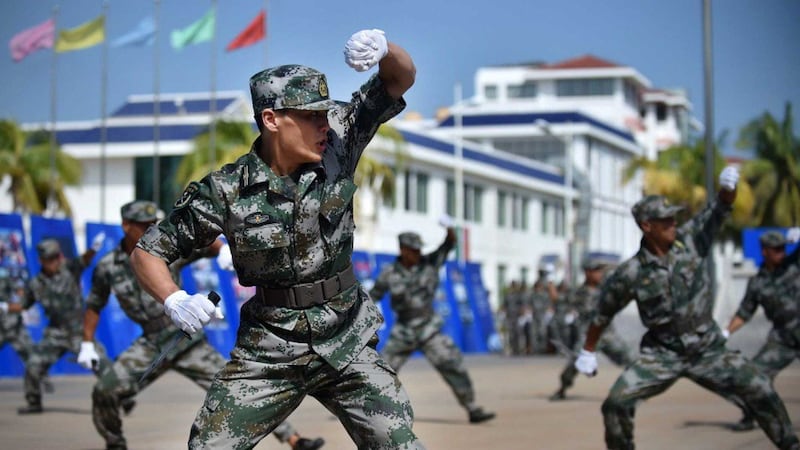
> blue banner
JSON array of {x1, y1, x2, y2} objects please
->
[{"x1": 0, "y1": 213, "x2": 30, "y2": 376}]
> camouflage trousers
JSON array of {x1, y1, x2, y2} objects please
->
[
  {"x1": 382, "y1": 330, "x2": 476, "y2": 411},
  {"x1": 0, "y1": 323, "x2": 35, "y2": 365},
  {"x1": 751, "y1": 332, "x2": 799, "y2": 379},
  {"x1": 189, "y1": 344, "x2": 422, "y2": 450},
  {"x1": 601, "y1": 340, "x2": 799, "y2": 450},
  {"x1": 24, "y1": 326, "x2": 110, "y2": 406},
  {"x1": 559, "y1": 328, "x2": 634, "y2": 391}
]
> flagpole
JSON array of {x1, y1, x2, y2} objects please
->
[
  {"x1": 263, "y1": 0, "x2": 269, "y2": 67},
  {"x1": 99, "y1": 1, "x2": 109, "y2": 222},
  {"x1": 209, "y1": 0, "x2": 217, "y2": 171},
  {"x1": 153, "y1": 0, "x2": 161, "y2": 205},
  {"x1": 48, "y1": 5, "x2": 60, "y2": 217}
]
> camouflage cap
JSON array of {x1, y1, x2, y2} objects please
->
[
  {"x1": 398, "y1": 232, "x2": 423, "y2": 250},
  {"x1": 120, "y1": 200, "x2": 160, "y2": 223},
  {"x1": 249, "y1": 64, "x2": 337, "y2": 113},
  {"x1": 36, "y1": 239, "x2": 61, "y2": 259},
  {"x1": 631, "y1": 195, "x2": 684, "y2": 223},
  {"x1": 759, "y1": 230, "x2": 786, "y2": 248}
]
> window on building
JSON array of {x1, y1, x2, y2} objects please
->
[
  {"x1": 446, "y1": 179, "x2": 455, "y2": 217},
  {"x1": 404, "y1": 170, "x2": 428, "y2": 213},
  {"x1": 540, "y1": 199, "x2": 565, "y2": 236},
  {"x1": 135, "y1": 155, "x2": 183, "y2": 214},
  {"x1": 464, "y1": 183, "x2": 483, "y2": 223},
  {"x1": 484, "y1": 84, "x2": 498, "y2": 100},
  {"x1": 521, "y1": 197, "x2": 529, "y2": 230},
  {"x1": 656, "y1": 103, "x2": 668, "y2": 122},
  {"x1": 507, "y1": 81, "x2": 537, "y2": 99},
  {"x1": 497, "y1": 191, "x2": 507, "y2": 227},
  {"x1": 511, "y1": 194, "x2": 529, "y2": 230},
  {"x1": 556, "y1": 78, "x2": 613, "y2": 97},
  {"x1": 624, "y1": 80, "x2": 640, "y2": 109},
  {"x1": 520, "y1": 266, "x2": 529, "y2": 286},
  {"x1": 493, "y1": 137, "x2": 563, "y2": 164}
]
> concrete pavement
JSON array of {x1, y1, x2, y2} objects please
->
[{"x1": 1, "y1": 353, "x2": 797, "y2": 449}]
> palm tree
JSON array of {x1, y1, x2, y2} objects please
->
[
  {"x1": 355, "y1": 124, "x2": 407, "y2": 211},
  {"x1": 175, "y1": 120, "x2": 256, "y2": 188},
  {"x1": 735, "y1": 102, "x2": 800, "y2": 227},
  {"x1": 622, "y1": 136, "x2": 755, "y2": 238},
  {"x1": 0, "y1": 119, "x2": 81, "y2": 215}
]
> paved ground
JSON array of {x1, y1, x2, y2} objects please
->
[{"x1": 0, "y1": 353, "x2": 797, "y2": 450}]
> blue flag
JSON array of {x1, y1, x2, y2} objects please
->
[{"x1": 111, "y1": 16, "x2": 155, "y2": 48}]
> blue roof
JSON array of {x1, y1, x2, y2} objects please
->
[
  {"x1": 399, "y1": 130, "x2": 564, "y2": 185},
  {"x1": 437, "y1": 111, "x2": 635, "y2": 143},
  {"x1": 56, "y1": 124, "x2": 207, "y2": 144},
  {"x1": 111, "y1": 97, "x2": 238, "y2": 118}
]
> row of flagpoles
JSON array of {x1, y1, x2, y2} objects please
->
[{"x1": 8, "y1": 1, "x2": 268, "y2": 221}]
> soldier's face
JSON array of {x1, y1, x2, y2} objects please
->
[
  {"x1": 643, "y1": 216, "x2": 677, "y2": 246},
  {"x1": 762, "y1": 246, "x2": 785, "y2": 268},
  {"x1": 273, "y1": 109, "x2": 330, "y2": 168},
  {"x1": 399, "y1": 245, "x2": 421, "y2": 267},
  {"x1": 40, "y1": 254, "x2": 63, "y2": 275}
]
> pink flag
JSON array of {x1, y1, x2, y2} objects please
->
[{"x1": 9, "y1": 18, "x2": 55, "y2": 62}]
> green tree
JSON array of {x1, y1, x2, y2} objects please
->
[
  {"x1": 0, "y1": 119, "x2": 81, "y2": 215},
  {"x1": 175, "y1": 120, "x2": 256, "y2": 188},
  {"x1": 736, "y1": 102, "x2": 800, "y2": 227}
]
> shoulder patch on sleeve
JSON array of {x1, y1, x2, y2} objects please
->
[{"x1": 174, "y1": 182, "x2": 200, "y2": 209}]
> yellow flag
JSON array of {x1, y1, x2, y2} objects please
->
[{"x1": 55, "y1": 15, "x2": 105, "y2": 53}]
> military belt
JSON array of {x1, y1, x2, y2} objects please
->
[
  {"x1": 140, "y1": 315, "x2": 174, "y2": 335},
  {"x1": 257, "y1": 264, "x2": 356, "y2": 309}
]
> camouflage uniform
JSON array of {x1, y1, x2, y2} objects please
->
[
  {"x1": 734, "y1": 234, "x2": 800, "y2": 378},
  {"x1": 0, "y1": 274, "x2": 35, "y2": 365},
  {"x1": 530, "y1": 280, "x2": 553, "y2": 354},
  {"x1": 368, "y1": 232, "x2": 492, "y2": 422},
  {"x1": 137, "y1": 66, "x2": 422, "y2": 449},
  {"x1": 593, "y1": 197, "x2": 799, "y2": 449},
  {"x1": 21, "y1": 241, "x2": 110, "y2": 410},
  {"x1": 500, "y1": 282, "x2": 523, "y2": 355}
]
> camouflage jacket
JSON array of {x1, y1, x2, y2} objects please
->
[
  {"x1": 0, "y1": 273, "x2": 23, "y2": 332},
  {"x1": 568, "y1": 283, "x2": 598, "y2": 326},
  {"x1": 86, "y1": 241, "x2": 214, "y2": 337},
  {"x1": 593, "y1": 198, "x2": 731, "y2": 354},
  {"x1": 23, "y1": 256, "x2": 87, "y2": 334},
  {"x1": 138, "y1": 75, "x2": 405, "y2": 370},
  {"x1": 736, "y1": 244, "x2": 800, "y2": 346},
  {"x1": 368, "y1": 235, "x2": 454, "y2": 340}
]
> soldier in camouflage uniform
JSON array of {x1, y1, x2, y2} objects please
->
[
  {"x1": 8, "y1": 235, "x2": 110, "y2": 414},
  {"x1": 368, "y1": 228, "x2": 496, "y2": 424},
  {"x1": 0, "y1": 274, "x2": 35, "y2": 370},
  {"x1": 549, "y1": 257, "x2": 634, "y2": 401},
  {"x1": 573, "y1": 166, "x2": 800, "y2": 449},
  {"x1": 531, "y1": 267, "x2": 557, "y2": 354},
  {"x1": 500, "y1": 281, "x2": 523, "y2": 355},
  {"x1": 721, "y1": 228, "x2": 800, "y2": 432},
  {"x1": 129, "y1": 29, "x2": 425, "y2": 449},
  {"x1": 80, "y1": 201, "x2": 324, "y2": 450}
]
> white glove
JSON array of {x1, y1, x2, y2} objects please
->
[
  {"x1": 719, "y1": 166, "x2": 740, "y2": 191},
  {"x1": 91, "y1": 231, "x2": 106, "y2": 251},
  {"x1": 216, "y1": 244, "x2": 234, "y2": 272},
  {"x1": 786, "y1": 227, "x2": 800, "y2": 244},
  {"x1": 721, "y1": 328, "x2": 730, "y2": 339},
  {"x1": 344, "y1": 29, "x2": 388, "y2": 72},
  {"x1": 77, "y1": 341, "x2": 100, "y2": 370},
  {"x1": 213, "y1": 305, "x2": 225, "y2": 320},
  {"x1": 0, "y1": 302, "x2": 8, "y2": 314},
  {"x1": 163, "y1": 290, "x2": 216, "y2": 335},
  {"x1": 564, "y1": 311, "x2": 576, "y2": 325},
  {"x1": 438, "y1": 214, "x2": 454, "y2": 229},
  {"x1": 574, "y1": 349, "x2": 598, "y2": 376},
  {"x1": 543, "y1": 309, "x2": 554, "y2": 324}
]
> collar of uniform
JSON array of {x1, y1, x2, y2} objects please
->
[
  {"x1": 240, "y1": 139, "x2": 327, "y2": 196},
  {"x1": 636, "y1": 240, "x2": 670, "y2": 269}
]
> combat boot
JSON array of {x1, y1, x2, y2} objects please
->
[
  {"x1": 548, "y1": 387, "x2": 566, "y2": 401},
  {"x1": 468, "y1": 407, "x2": 496, "y2": 424},
  {"x1": 728, "y1": 414, "x2": 755, "y2": 432},
  {"x1": 293, "y1": 437, "x2": 325, "y2": 450},
  {"x1": 17, "y1": 403, "x2": 43, "y2": 414}
]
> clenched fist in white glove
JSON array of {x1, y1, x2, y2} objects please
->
[
  {"x1": 163, "y1": 290, "x2": 217, "y2": 335},
  {"x1": 574, "y1": 349, "x2": 598, "y2": 376},
  {"x1": 719, "y1": 166, "x2": 740, "y2": 191},
  {"x1": 216, "y1": 244, "x2": 234, "y2": 272},
  {"x1": 438, "y1": 214, "x2": 455, "y2": 229},
  {"x1": 77, "y1": 341, "x2": 100, "y2": 370},
  {"x1": 91, "y1": 231, "x2": 106, "y2": 252},
  {"x1": 344, "y1": 29, "x2": 388, "y2": 72},
  {"x1": 786, "y1": 227, "x2": 800, "y2": 244}
]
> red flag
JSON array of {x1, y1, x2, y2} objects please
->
[{"x1": 226, "y1": 10, "x2": 265, "y2": 52}]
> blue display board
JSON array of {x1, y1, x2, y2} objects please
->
[{"x1": 1, "y1": 216, "x2": 497, "y2": 377}]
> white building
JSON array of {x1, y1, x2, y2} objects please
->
[{"x1": 6, "y1": 54, "x2": 694, "y2": 309}]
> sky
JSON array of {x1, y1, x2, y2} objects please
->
[{"x1": 1, "y1": 0, "x2": 798, "y2": 155}]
